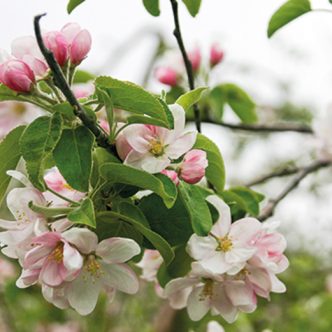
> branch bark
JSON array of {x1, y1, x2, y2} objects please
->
[
  {"x1": 169, "y1": 0, "x2": 201, "y2": 133},
  {"x1": 34, "y1": 14, "x2": 116, "y2": 155}
]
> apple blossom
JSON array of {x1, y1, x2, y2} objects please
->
[
  {"x1": 43, "y1": 31, "x2": 68, "y2": 67},
  {"x1": 155, "y1": 67, "x2": 179, "y2": 86},
  {"x1": 120, "y1": 104, "x2": 197, "y2": 173},
  {"x1": 160, "y1": 169, "x2": 180, "y2": 185},
  {"x1": 188, "y1": 48, "x2": 202, "y2": 72},
  {"x1": 0, "y1": 59, "x2": 35, "y2": 92},
  {"x1": 210, "y1": 43, "x2": 224, "y2": 67},
  {"x1": 137, "y1": 249, "x2": 163, "y2": 282},
  {"x1": 179, "y1": 149, "x2": 208, "y2": 184},
  {"x1": 187, "y1": 195, "x2": 261, "y2": 275},
  {"x1": 61, "y1": 23, "x2": 92, "y2": 65}
]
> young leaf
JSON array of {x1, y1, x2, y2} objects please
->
[
  {"x1": 142, "y1": 0, "x2": 160, "y2": 16},
  {"x1": 20, "y1": 113, "x2": 63, "y2": 191},
  {"x1": 97, "y1": 211, "x2": 175, "y2": 265},
  {"x1": 53, "y1": 126, "x2": 94, "y2": 192},
  {"x1": 0, "y1": 126, "x2": 25, "y2": 205},
  {"x1": 99, "y1": 163, "x2": 177, "y2": 208},
  {"x1": 193, "y1": 133, "x2": 226, "y2": 193},
  {"x1": 29, "y1": 202, "x2": 74, "y2": 218},
  {"x1": 95, "y1": 76, "x2": 173, "y2": 128},
  {"x1": 268, "y1": 0, "x2": 311, "y2": 38},
  {"x1": 210, "y1": 84, "x2": 257, "y2": 124},
  {"x1": 139, "y1": 194, "x2": 193, "y2": 246},
  {"x1": 67, "y1": 0, "x2": 86, "y2": 13},
  {"x1": 68, "y1": 198, "x2": 96, "y2": 228},
  {"x1": 182, "y1": 0, "x2": 202, "y2": 17},
  {"x1": 73, "y1": 70, "x2": 95, "y2": 84},
  {"x1": 176, "y1": 87, "x2": 208, "y2": 112},
  {"x1": 178, "y1": 182, "x2": 212, "y2": 236}
]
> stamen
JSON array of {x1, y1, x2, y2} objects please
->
[{"x1": 149, "y1": 139, "x2": 164, "y2": 156}]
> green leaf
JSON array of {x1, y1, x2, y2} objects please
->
[
  {"x1": 99, "y1": 163, "x2": 177, "y2": 208},
  {"x1": 268, "y1": 0, "x2": 311, "y2": 38},
  {"x1": 142, "y1": 0, "x2": 160, "y2": 16},
  {"x1": 182, "y1": 0, "x2": 202, "y2": 17},
  {"x1": 210, "y1": 84, "x2": 257, "y2": 124},
  {"x1": 68, "y1": 198, "x2": 96, "y2": 228},
  {"x1": 139, "y1": 194, "x2": 193, "y2": 246},
  {"x1": 53, "y1": 126, "x2": 94, "y2": 192},
  {"x1": 0, "y1": 84, "x2": 22, "y2": 102},
  {"x1": 98, "y1": 211, "x2": 174, "y2": 265},
  {"x1": 29, "y1": 202, "x2": 74, "y2": 218},
  {"x1": 193, "y1": 133, "x2": 226, "y2": 193},
  {"x1": 0, "y1": 126, "x2": 25, "y2": 205},
  {"x1": 73, "y1": 70, "x2": 95, "y2": 84},
  {"x1": 178, "y1": 182, "x2": 212, "y2": 236},
  {"x1": 67, "y1": 0, "x2": 86, "y2": 13},
  {"x1": 176, "y1": 87, "x2": 208, "y2": 112},
  {"x1": 95, "y1": 76, "x2": 173, "y2": 128},
  {"x1": 20, "y1": 113, "x2": 63, "y2": 191},
  {"x1": 52, "y1": 103, "x2": 76, "y2": 121}
]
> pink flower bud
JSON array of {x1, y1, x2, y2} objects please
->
[
  {"x1": 210, "y1": 43, "x2": 224, "y2": 67},
  {"x1": 188, "y1": 48, "x2": 201, "y2": 72},
  {"x1": 43, "y1": 31, "x2": 68, "y2": 67},
  {"x1": 155, "y1": 67, "x2": 178, "y2": 86},
  {"x1": 179, "y1": 149, "x2": 208, "y2": 184},
  {"x1": 0, "y1": 59, "x2": 35, "y2": 92},
  {"x1": 161, "y1": 169, "x2": 179, "y2": 186},
  {"x1": 115, "y1": 124, "x2": 133, "y2": 160},
  {"x1": 61, "y1": 23, "x2": 92, "y2": 65}
]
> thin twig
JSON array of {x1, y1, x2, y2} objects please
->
[
  {"x1": 200, "y1": 119, "x2": 313, "y2": 134},
  {"x1": 34, "y1": 14, "x2": 116, "y2": 154},
  {"x1": 258, "y1": 160, "x2": 331, "y2": 221},
  {"x1": 169, "y1": 0, "x2": 201, "y2": 132}
]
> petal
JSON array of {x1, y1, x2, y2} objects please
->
[
  {"x1": 96, "y1": 237, "x2": 141, "y2": 264},
  {"x1": 200, "y1": 252, "x2": 232, "y2": 275},
  {"x1": 6, "y1": 170, "x2": 31, "y2": 187},
  {"x1": 63, "y1": 242, "x2": 83, "y2": 273},
  {"x1": 62, "y1": 228, "x2": 98, "y2": 254},
  {"x1": 225, "y1": 247, "x2": 256, "y2": 265},
  {"x1": 42, "y1": 284, "x2": 69, "y2": 310},
  {"x1": 270, "y1": 273, "x2": 286, "y2": 293},
  {"x1": 165, "y1": 131, "x2": 197, "y2": 159},
  {"x1": 207, "y1": 195, "x2": 231, "y2": 237},
  {"x1": 225, "y1": 280, "x2": 255, "y2": 307},
  {"x1": 187, "y1": 286, "x2": 210, "y2": 321},
  {"x1": 186, "y1": 234, "x2": 218, "y2": 260},
  {"x1": 230, "y1": 218, "x2": 262, "y2": 244},
  {"x1": 39, "y1": 259, "x2": 63, "y2": 287},
  {"x1": 23, "y1": 245, "x2": 53, "y2": 270},
  {"x1": 164, "y1": 277, "x2": 198, "y2": 298},
  {"x1": 68, "y1": 272, "x2": 102, "y2": 315},
  {"x1": 122, "y1": 124, "x2": 151, "y2": 153},
  {"x1": 101, "y1": 263, "x2": 139, "y2": 294},
  {"x1": 212, "y1": 284, "x2": 238, "y2": 323},
  {"x1": 16, "y1": 268, "x2": 40, "y2": 288},
  {"x1": 163, "y1": 104, "x2": 186, "y2": 143}
]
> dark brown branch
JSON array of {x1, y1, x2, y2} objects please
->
[
  {"x1": 169, "y1": 0, "x2": 201, "y2": 133},
  {"x1": 34, "y1": 14, "x2": 116, "y2": 154},
  {"x1": 258, "y1": 160, "x2": 331, "y2": 221}
]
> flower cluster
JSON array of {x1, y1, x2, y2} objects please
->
[
  {"x1": 0, "y1": 170, "x2": 141, "y2": 315},
  {"x1": 116, "y1": 104, "x2": 208, "y2": 184},
  {"x1": 155, "y1": 44, "x2": 224, "y2": 87},
  {"x1": 0, "y1": 23, "x2": 91, "y2": 92},
  {"x1": 162, "y1": 195, "x2": 288, "y2": 322}
]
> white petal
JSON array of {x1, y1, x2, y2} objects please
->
[
  {"x1": 225, "y1": 280, "x2": 255, "y2": 307},
  {"x1": 187, "y1": 286, "x2": 210, "y2": 321},
  {"x1": 270, "y1": 273, "x2": 286, "y2": 293},
  {"x1": 165, "y1": 132, "x2": 197, "y2": 159},
  {"x1": 186, "y1": 234, "x2": 217, "y2": 260},
  {"x1": 96, "y1": 237, "x2": 140, "y2": 263},
  {"x1": 63, "y1": 242, "x2": 83, "y2": 273},
  {"x1": 212, "y1": 284, "x2": 238, "y2": 323},
  {"x1": 207, "y1": 195, "x2": 231, "y2": 237},
  {"x1": 122, "y1": 124, "x2": 151, "y2": 153},
  {"x1": 230, "y1": 218, "x2": 262, "y2": 244},
  {"x1": 62, "y1": 228, "x2": 98, "y2": 254}
]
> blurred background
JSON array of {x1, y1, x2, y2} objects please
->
[{"x1": 0, "y1": 0, "x2": 332, "y2": 331}]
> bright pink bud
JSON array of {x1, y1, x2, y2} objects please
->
[
  {"x1": 155, "y1": 67, "x2": 178, "y2": 86},
  {"x1": 210, "y1": 43, "x2": 224, "y2": 67},
  {"x1": 179, "y1": 149, "x2": 208, "y2": 184},
  {"x1": 43, "y1": 31, "x2": 68, "y2": 67},
  {"x1": 188, "y1": 48, "x2": 201, "y2": 72},
  {"x1": 0, "y1": 59, "x2": 35, "y2": 92},
  {"x1": 161, "y1": 170, "x2": 179, "y2": 186},
  {"x1": 61, "y1": 23, "x2": 92, "y2": 65}
]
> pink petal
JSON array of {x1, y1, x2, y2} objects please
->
[
  {"x1": 39, "y1": 259, "x2": 63, "y2": 287},
  {"x1": 165, "y1": 132, "x2": 197, "y2": 159},
  {"x1": 62, "y1": 228, "x2": 98, "y2": 254}
]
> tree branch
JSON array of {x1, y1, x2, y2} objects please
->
[
  {"x1": 258, "y1": 160, "x2": 331, "y2": 221},
  {"x1": 201, "y1": 119, "x2": 313, "y2": 134},
  {"x1": 169, "y1": 0, "x2": 201, "y2": 133},
  {"x1": 33, "y1": 14, "x2": 116, "y2": 154}
]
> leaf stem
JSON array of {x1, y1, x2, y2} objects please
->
[
  {"x1": 33, "y1": 14, "x2": 116, "y2": 155},
  {"x1": 169, "y1": 0, "x2": 201, "y2": 133}
]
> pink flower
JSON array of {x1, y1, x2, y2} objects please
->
[
  {"x1": 0, "y1": 59, "x2": 35, "y2": 92},
  {"x1": 179, "y1": 149, "x2": 208, "y2": 184},
  {"x1": 11, "y1": 36, "x2": 48, "y2": 78},
  {"x1": 121, "y1": 104, "x2": 197, "y2": 173},
  {"x1": 210, "y1": 43, "x2": 224, "y2": 67},
  {"x1": 61, "y1": 23, "x2": 92, "y2": 65},
  {"x1": 44, "y1": 168, "x2": 86, "y2": 205},
  {"x1": 188, "y1": 48, "x2": 201, "y2": 72},
  {"x1": 161, "y1": 170, "x2": 180, "y2": 186},
  {"x1": 43, "y1": 31, "x2": 68, "y2": 67},
  {"x1": 187, "y1": 195, "x2": 261, "y2": 275},
  {"x1": 155, "y1": 67, "x2": 178, "y2": 86},
  {"x1": 18, "y1": 229, "x2": 85, "y2": 288}
]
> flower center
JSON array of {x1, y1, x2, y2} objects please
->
[
  {"x1": 50, "y1": 243, "x2": 64, "y2": 263},
  {"x1": 85, "y1": 255, "x2": 102, "y2": 278},
  {"x1": 216, "y1": 236, "x2": 233, "y2": 252},
  {"x1": 200, "y1": 279, "x2": 214, "y2": 300},
  {"x1": 235, "y1": 268, "x2": 249, "y2": 280},
  {"x1": 149, "y1": 139, "x2": 164, "y2": 156}
]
